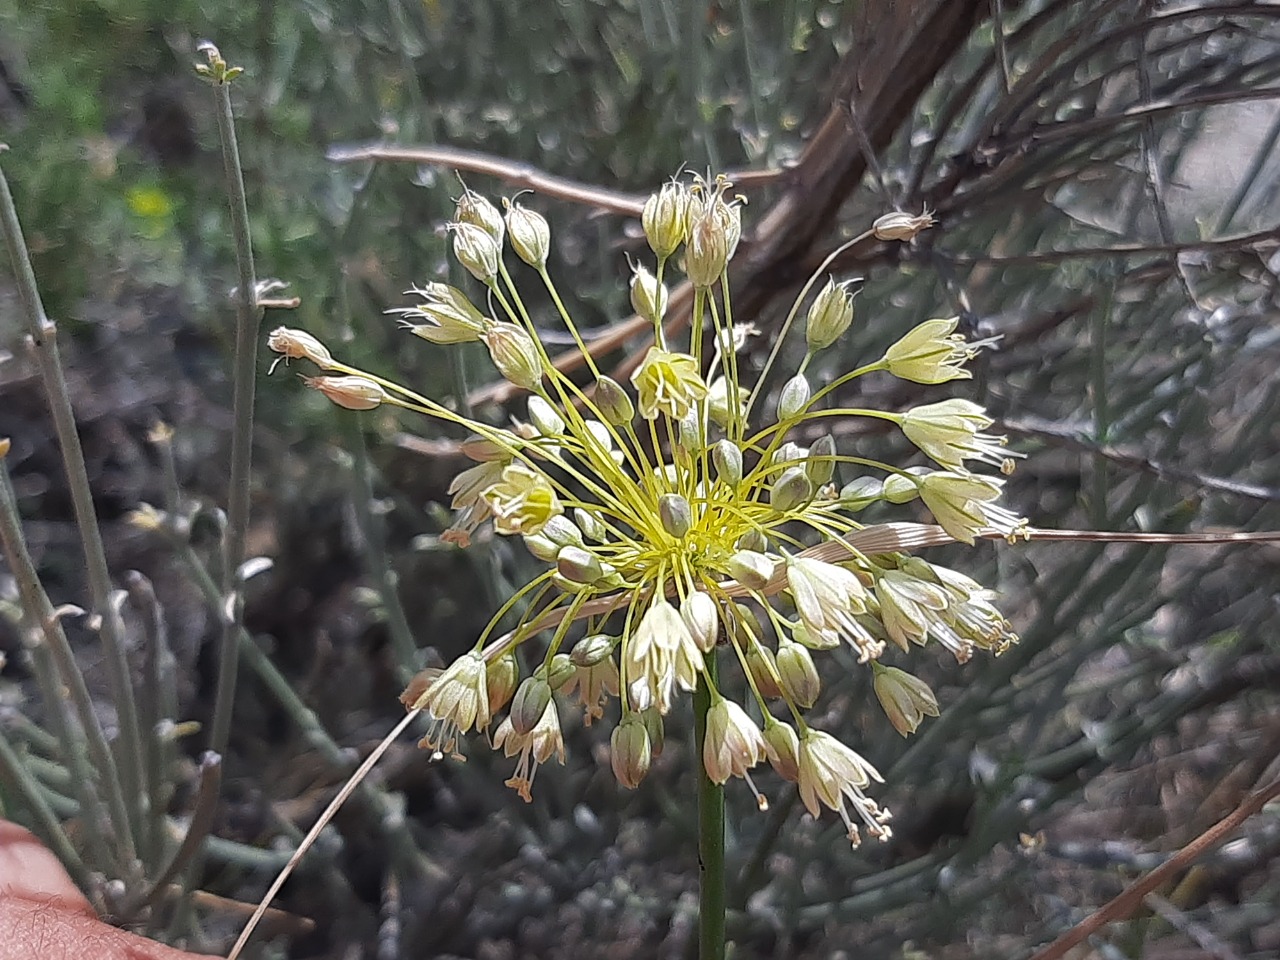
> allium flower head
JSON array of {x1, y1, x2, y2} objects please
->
[{"x1": 267, "y1": 176, "x2": 1024, "y2": 837}]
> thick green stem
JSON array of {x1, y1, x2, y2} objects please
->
[{"x1": 694, "y1": 653, "x2": 726, "y2": 960}]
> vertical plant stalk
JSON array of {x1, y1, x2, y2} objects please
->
[
  {"x1": 0, "y1": 160, "x2": 146, "y2": 860},
  {"x1": 203, "y1": 47, "x2": 263, "y2": 758},
  {"x1": 694, "y1": 652, "x2": 726, "y2": 960}
]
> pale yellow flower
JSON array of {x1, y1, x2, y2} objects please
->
[
  {"x1": 483, "y1": 463, "x2": 562, "y2": 536},
  {"x1": 493, "y1": 700, "x2": 565, "y2": 802},
  {"x1": 631, "y1": 347, "x2": 708, "y2": 420},
  {"x1": 797, "y1": 729, "x2": 892, "y2": 848},
  {"x1": 872, "y1": 665, "x2": 940, "y2": 736},
  {"x1": 882, "y1": 317, "x2": 973, "y2": 384},
  {"x1": 412, "y1": 651, "x2": 491, "y2": 758},
  {"x1": 702, "y1": 698, "x2": 766, "y2": 786}
]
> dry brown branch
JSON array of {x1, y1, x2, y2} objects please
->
[{"x1": 1028, "y1": 777, "x2": 1280, "y2": 960}]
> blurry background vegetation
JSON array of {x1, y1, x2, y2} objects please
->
[{"x1": 1, "y1": 0, "x2": 1279, "y2": 958}]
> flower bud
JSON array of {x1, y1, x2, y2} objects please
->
[
  {"x1": 792, "y1": 620, "x2": 839, "y2": 650},
  {"x1": 735, "y1": 528, "x2": 767, "y2": 554},
  {"x1": 777, "y1": 373, "x2": 811, "y2": 420},
  {"x1": 805, "y1": 434, "x2": 837, "y2": 486},
  {"x1": 769, "y1": 466, "x2": 813, "y2": 514},
  {"x1": 611, "y1": 714, "x2": 652, "y2": 788},
  {"x1": 460, "y1": 433, "x2": 511, "y2": 462},
  {"x1": 523, "y1": 533, "x2": 559, "y2": 563},
  {"x1": 712, "y1": 439, "x2": 743, "y2": 486},
  {"x1": 776, "y1": 639, "x2": 820, "y2": 708},
  {"x1": 629, "y1": 262, "x2": 669, "y2": 323},
  {"x1": 743, "y1": 641, "x2": 782, "y2": 699},
  {"x1": 881, "y1": 473, "x2": 921, "y2": 504},
  {"x1": 706, "y1": 376, "x2": 747, "y2": 429},
  {"x1": 510, "y1": 674, "x2": 552, "y2": 735},
  {"x1": 727, "y1": 550, "x2": 775, "y2": 590},
  {"x1": 642, "y1": 180, "x2": 689, "y2": 258},
  {"x1": 456, "y1": 188, "x2": 505, "y2": 243},
  {"x1": 677, "y1": 410, "x2": 702, "y2": 454},
  {"x1": 528, "y1": 395, "x2": 565, "y2": 437},
  {"x1": 641, "y1": 707, "x2": 665, "y2": 759},
  {"x1": 763, "y1": 719, "x2": 800, "y2": 782},
  {"x1": 804, "y1": 278, "x2": 856, "y2": 351},
  {"x1": 547, "y1": 653, "x2": 576, "y2": 691},
  {"x1": 268, "y1": 326, "x2": 333, "y2": 367},
  {"x1": 504, "y1": 200, "x2": 550, "y2": 268},
  {"x1": 303, "y1": 375, "x2": 386, "y2": 411},
  {"x1": 482, "y1": 322, "x2": 543, "y2": 390},
  {"x1": 571, "y1": 633, "x2": 615, "y2": 668},
  {"x1": 486, "y1": 652, "x2": 519, "y2": 715},
  {"x1": 873, "y1": 665, "x2": 940, "y2": 736},
  {"x1": 681, "y1": 591, "x2": 719, "y2": 653},
  {"x1": 541, "y1": 516, "x2": 584, "y2": 549},
  {"x1": 594, "y1": 376, "x2": 635, "y2": 425},
  {"x1": 574, "y1": 507, "x2": 607, "y2": 543},
  {"x1": 684, "y1": 208, "x2": 730, "y2": 288},
  {"x1": 658, "y1": 493, "x2": 693, "y2": 539},
  {"x1": 839, "y1": 476, "x2": 882, "y2": 509},
  {"x1": 450, "y1": 221, "x2": 501, "y2": 283},
  {"x1": 557, "y1": 545, "x2": 604, "y2": 584},
  {"x1": 872, "y1": 208, "x2": 934, "y2": 242}
]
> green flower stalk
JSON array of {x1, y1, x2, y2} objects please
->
[{"x1": 267, "y1": 172, "x2": 1025, "y2": 850}]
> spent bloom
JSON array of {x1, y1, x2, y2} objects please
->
[{"x1": 267, "y1": 174, "x2": 1023, "y2": 845}]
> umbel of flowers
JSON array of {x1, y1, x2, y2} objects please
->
[{"x1": 267, "y1": 174, "x2": 1024, "y2": 849}]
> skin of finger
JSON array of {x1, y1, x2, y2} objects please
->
[{"x1": 0, "y1": 821, "x2": 213, "y2": 960}]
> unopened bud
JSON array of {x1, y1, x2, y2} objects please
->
[
  {"x1": 777, "y1": 374, "x2": 811, "y2": 420},
  {"x1": 528, "y1": 395, "x2": 565, "y2": 437},
  {"x1": 541, "y1": 516, "x2": 584, "y2": 551},
  {"x1": 642, "y1": 180, "x2": 689, "y2": 258},
  {"x1": 557, "y1": 544, "x2": 604, "y2": 584},
  {"x1": 523, "y1": 533, "x2": 559, "y2": 563},
  {"x1": 763, "y1": 720, "x2": 800, "y2": 782},
  {"x1": 504, "y1": 200, "x2": 550, "y2": 268},
  {"x1": 547, "y1": 653, "x2": 576, "y2": 691},
  {"x1": 482, "y1": 322, "x2": 543, "y2": 390},
  {"x1": 486, "y1": 652, "x2": 519, "y2": 715},
  {"x1": 872, "y1": 208, "x2": 935, "y2": 242},
  {"x1": 304, "y1": 375, "x2": 386, "y2": 411},
  {"x1": 735, "y1": 528, "x2": 767, "y2": 554},
  {"x1": 460, "y1": 433, "x2": 510, "y2": 462},
  {"x1": 611, "y1": 714, "x2": 652, "y2": 788},
  {"x1": 881, "y1": 473, "x2": 921, "y2": 504},
  {"x1": 712, "y1": 439, "x2": 743, "y2": 486},
  {"x1": 573, "y1": 507, "x2": 607, "y2": 543},
  {"x1": 511, "y1": 674, "x2": 552, "y2": 735},
  {"x1": 769, "y1": 466, "x2": 813, "y2": 514},
  {"x1": 776, "y1": 639, "x2": 820, "y2": 708},
  {"x1": 805, "y1": 278, "x2": 856, "y2": 351},
  {"x1": 684, "y1": 209, "x2": 729, "y2": 288},
  {"x1": 728, "y1": 550, "x2": 775, "y2": 591},
  {"x1": 681, "y1": 591, "x2": 719, "y2": 653},
  {"x1": 570, "y1": 633, "x2": 615, "y2": 668},
  {"x1": 873, "y1": 665, "x2": 940, "y2": 736},
  {"x1": 806, "y1": 434, "x2": 837, "y2": 486},
  {"x1": 840, "y1": 476, "x2": 882, "y2": 509},
  {"x1": 641, "y1": 707, "x2": 665, "y2": 759},
  {"x1": 450, "y1": 221, "x2": 501, "y2": 283},
  {"x1": 658, "y1": 493, "x2": 693, "y2": 539},
  {"x1": 268, "y1": 326, "x2": 333, "y2": 367},
  {"x1": 593, "y1": 376, "x2": 635, "y2": 425},
  {"x1": 629, "y1": 262, "x2": 669, "y2": 323},
  {"x1": 456, "y1": 188, "x2": 505, "y2": 243},
  {"x1": 744, "y1": 641, "x2": 782, "y2": 699}
]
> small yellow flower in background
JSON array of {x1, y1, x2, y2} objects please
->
[
  {"x1": 266, "y1": 172, "x2": 1024, "y2": 844},
  {"x1": 631, "y1": 347, "x2": 708, "y2": 421}
]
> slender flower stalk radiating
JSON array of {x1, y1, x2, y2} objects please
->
[{"x1": 267, "y1": 174, "x2": 1024, "y2": 846}]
